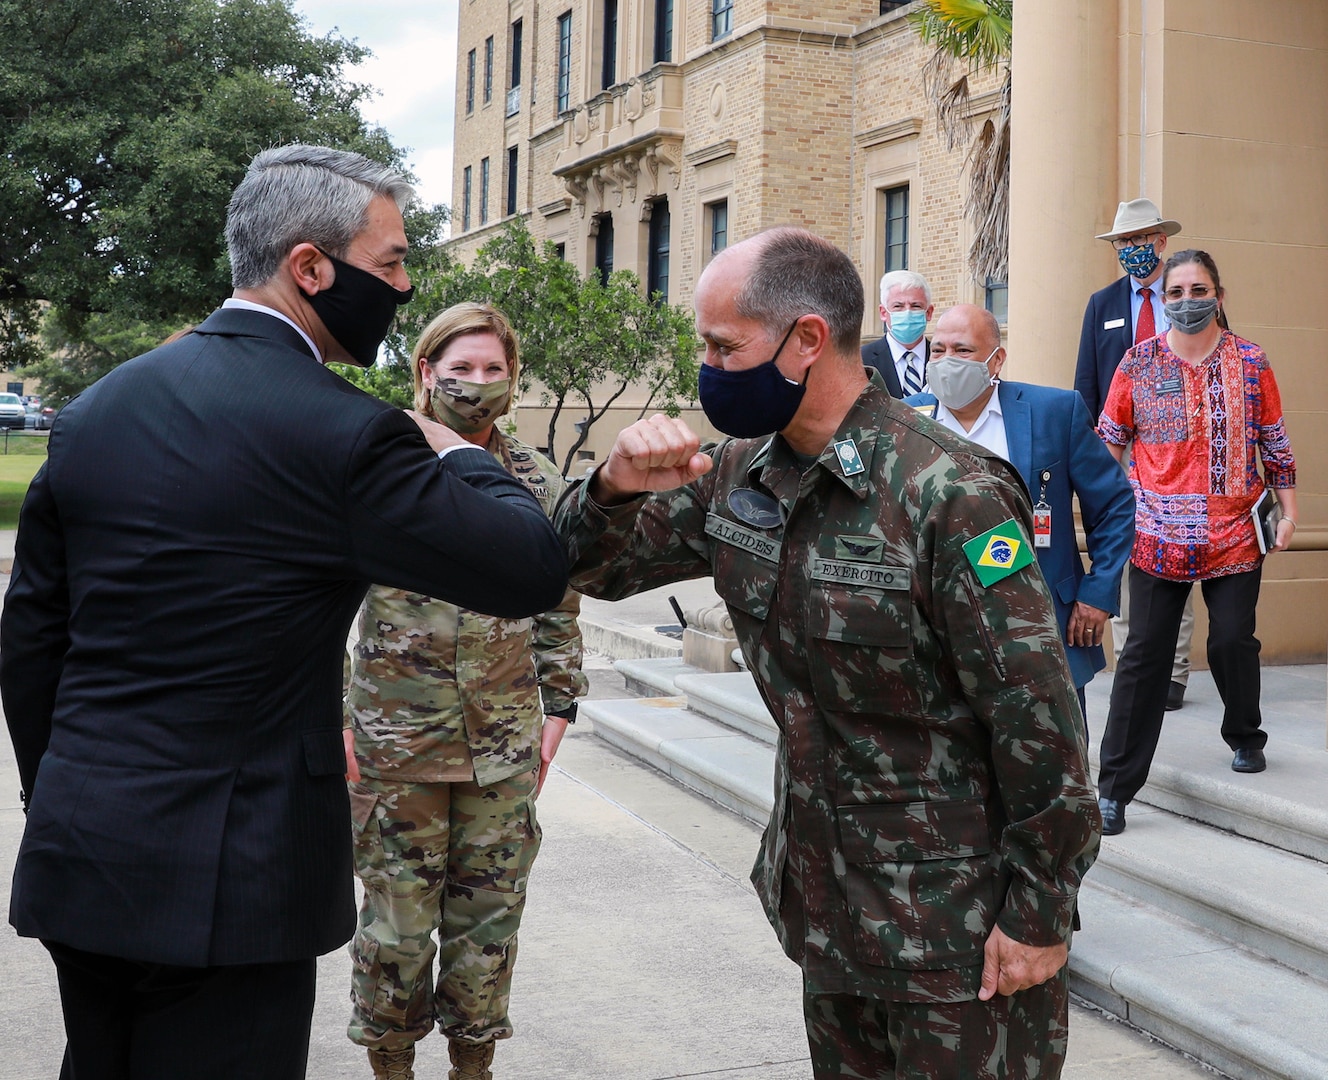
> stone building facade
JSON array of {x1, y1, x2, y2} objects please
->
[
  {"x1": 451, "y1": 0, "x2": 1328, "y2": 662},
  {"x1": 449, "y1": 1, "x2": 996, "y2": 468}
]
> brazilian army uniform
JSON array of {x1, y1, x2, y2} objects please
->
[
  {"x1": 554, "y1": 377, "x2": 1101, "y2": 1078},
  {"x1": 346, "y1": 432, "x2": 587, "y2": 1055}
]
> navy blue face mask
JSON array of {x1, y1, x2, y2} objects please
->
[{"x1": 698, "y1": 321, "x2": 805, "y2": 439}]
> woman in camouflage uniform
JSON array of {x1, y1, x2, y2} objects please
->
[{"x1": 345, "y1": 303, "x2": 587, "y2": 1080}]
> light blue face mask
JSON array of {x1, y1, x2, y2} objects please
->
[{"x1": 887, "y1": 309, "x2": 928, "y2": 346}]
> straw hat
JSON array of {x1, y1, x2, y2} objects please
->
[{"x1": 1095, "y1": 198, "x2": 1182, "y2": 241}]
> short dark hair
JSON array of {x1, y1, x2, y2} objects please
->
[{"x1": 733, "y1": 227, "x2": 864, "y2": 353}]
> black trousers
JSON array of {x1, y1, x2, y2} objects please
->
[
  {"x1": 46, "y1": 940, "x2": 316, "y2": 1080},
  {"x1": 1097, "y1": 565, "x2": 1265, "y2": 804}
]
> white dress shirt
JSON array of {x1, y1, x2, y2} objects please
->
[{"x1": 932, "y1": 384, "x2": 1009, "y2": 462}]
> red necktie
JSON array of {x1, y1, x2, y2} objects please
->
[{"x1": 1135, "y1": 287, "x2": 1156, "y2": 345}]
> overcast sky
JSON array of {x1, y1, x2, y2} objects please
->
[{"x1": 292, "y1": 0, "x2": 461, "y2": 213}]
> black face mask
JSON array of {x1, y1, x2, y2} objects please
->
[{"x1": 303, "y1": 250, "x2": 414, "y2": 367}]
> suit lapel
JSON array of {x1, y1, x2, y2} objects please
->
[{"x1": 1000, "y1": 382, "x2": 1033, "y2": 485}]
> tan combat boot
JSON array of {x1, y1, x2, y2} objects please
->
[
  {"x1": 367, "y1": 1046, "x2": 415, "y2": 1080},
  {"x1": 447, "y1": 1038, "x2": 495, "y2": 1080}
]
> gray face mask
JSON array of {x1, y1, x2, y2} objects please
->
[
  {"x1": 1164, "y1": 297, "x2": 1219, "y2": 335},
  {"x1": 928, "y1": 349, "x2": 998, "y2": 410}
]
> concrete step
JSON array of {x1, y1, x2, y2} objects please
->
[
  {"x1": 581, "y1": 695, "x2": 774, "y2": 826},
  {"x1": 1091, "y1": 810, "x2": 1328, "y2": 984},
  {"x1": 675, "y1": 671, "x2": 778, "y2": 745},
  {"x1": 1073, "y1": 880, "x2": 1328, "y2": 1080}
]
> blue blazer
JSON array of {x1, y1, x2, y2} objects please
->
[
  {"x1": 1074, "y1": 275, "x2": 1133, "y2": 419},
  {"x1": 905, "y1": 381, "x2": 1134, "y2": 688}
]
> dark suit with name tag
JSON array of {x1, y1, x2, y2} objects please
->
[{"x1": 0, "y1": 308, "x2": 568, "y2": 1075}]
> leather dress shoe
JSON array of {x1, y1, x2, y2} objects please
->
[
  {"x1": 1098, "y1": 797, "x2": 1127, "y2": 836},
  {"x1": 1232, "y1": 748, "x2": 1267, "y2": 773},
  {"x1": 1165, "y1": 681, "x2": 1186, "y2": 711}
]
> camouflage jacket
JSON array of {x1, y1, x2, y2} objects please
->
[
  {"x1": 554, "y1": 378, "x2": 1101, "y2": 1002},
  {"x1": 348, "y1": 433, "x2": 587, "y2": 786}
]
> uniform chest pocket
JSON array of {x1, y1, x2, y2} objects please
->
[
  {"x1": 807, "y1": 577, "x2": 918, "y2": 714},
  {"x1": 708, "y1": 513, "x2": 780, "y2": 622}
]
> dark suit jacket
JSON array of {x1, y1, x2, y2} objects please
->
[
  {"x1": 0, "y1": 307, "x2": 569, "y2": 967},
  {"x1": 904, "y1": 381, "x2": 1134, "y2": 688},
  {"x1": 1074, "y1": 276, "x2": 1133, "y2": 419},
  {"x1": 861, "y1": 335, "x2": 928, "y2": 399}
]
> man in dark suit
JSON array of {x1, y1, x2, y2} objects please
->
[
  {"x1": 0, "y1": 145, "x2": 569, "y2": 1080},
  {"x1": 909, "y1": 305, "x2": 1135, "y2": 716},
  {"x1": 861, "y1": 269, "x2": 933, "y2": 397},
  {"x1": 1074, "y1": 198, "x2": 1192, "y2": 711}
]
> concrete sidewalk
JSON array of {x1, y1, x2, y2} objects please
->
[{"x1": 0, "y1": 660, "x2": 1214, "y2": 1079}]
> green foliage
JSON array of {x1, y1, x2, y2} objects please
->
[
  {"x1": 1, "y1": 0, "x2": 446, "y2": 401},
  {"x1": 908, "y1": 0, "x2": 1012, "y2": 71},
  {"x1": 0, "y1": 300, "x2": 43, "y2": 373},
  {"x1": 351, "y1": 220, "x2": 700, "y2": 475},
  {"x1": 26, "y1": 310, "x2": 182, "y2": 408}
]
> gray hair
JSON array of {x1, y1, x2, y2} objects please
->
[
  {"x1": 733, "y1": 227, "x2": 864, "y2": 354},
  {"x1": 225, "y1": 144, "x2": 415, "y2": 288},
  {"x1": 879, "y1": 269, "x2": 932, "y2": 307}
]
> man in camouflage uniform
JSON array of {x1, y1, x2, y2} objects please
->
[
  {"x1": 553, "y1": 227, "x2": 1101, "y2": 1078},
  {"x1": 346, "y1": 305, "x2": 587, "y2": 1080}
]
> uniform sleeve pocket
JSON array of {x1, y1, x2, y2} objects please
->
[{"x1": 304, "y1": 729, "x2": 348, "y2": 777}]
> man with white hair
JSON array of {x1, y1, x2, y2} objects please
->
[{"x1": 861, "y1": 269, "x2": 933, "y2": 397}]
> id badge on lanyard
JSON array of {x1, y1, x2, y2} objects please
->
[{"x1": 1033, "y1": 469, "x2": 1052, "y2": 549}]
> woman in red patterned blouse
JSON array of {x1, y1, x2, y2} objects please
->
[{"x1": 1092, "y1": 249, "x2": 1297, "y2": 836}]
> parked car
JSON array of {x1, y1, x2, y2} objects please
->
[
  {"x1": 36, "y1": 404, "x2": 55, "y2": 430},
  {"x1": 0, "y1": 393, "x2": 26, "y2": 430}
]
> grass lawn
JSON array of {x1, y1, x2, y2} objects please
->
[{"x1": 0, "y1": 435, "x2": 48, "y2": 528}]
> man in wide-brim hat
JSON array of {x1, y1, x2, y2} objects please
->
[{"x1": 1075, "y1": 196, "x2": 1195, "y2": 722}]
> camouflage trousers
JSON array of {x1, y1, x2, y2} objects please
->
[
  {"x1": 346, "y1": 770, "x2": 542, "y2": 1052},
  {"x1": 803, "y1": 969, "x2": 1069, "y2": 1079}
]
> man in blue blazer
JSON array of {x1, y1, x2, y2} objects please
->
[
  {"x1": 908, "y1": 305, "x2": 1134, "y2": 713},
  {"x1": 0, "y1": 146, "x2": 569, "y2": 1079},
  {"x1": 1074, "y1": 197, "x2": 1192, "y2": 711}
]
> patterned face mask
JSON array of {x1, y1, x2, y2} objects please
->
[
  {"x1": 429, "y1": 377, "x2": 512, "y2": 434},
  {"x1": 1117, "y1": 242, "x2": 1160, "y2": 281}
]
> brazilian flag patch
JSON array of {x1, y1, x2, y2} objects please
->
[{"x1": 963, "y1": 519, "x2": 1034, "y2": 587}]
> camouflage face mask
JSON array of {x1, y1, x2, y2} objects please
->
[{"x1": 429, "y1": 377, "x2": 512, "y2": 434}]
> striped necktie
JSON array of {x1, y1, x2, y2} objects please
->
[{"x1": 902, "y1": 350, "x2": 923, "y2": 395}]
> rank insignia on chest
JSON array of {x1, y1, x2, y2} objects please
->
[
  {"x1": 833, "y1": 438, "x2": 865, "y2": 476},
  {"x1": 962, "y1": 519, "x2": 1035, "y2": 586}
]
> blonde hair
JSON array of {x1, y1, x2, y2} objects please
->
[{"x1": 411, "y1": 302, "x2": 520, "y2": 418}]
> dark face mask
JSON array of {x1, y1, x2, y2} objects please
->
[
  {"x1": 304, "y1": 249, "x2": 414, "y2": 367},
  {"x1": 697, "y1": 322, "x2": 804, "y2": 439}
]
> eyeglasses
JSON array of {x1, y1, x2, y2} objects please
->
[
  {"x1": 1112, "y1": 232, "x2": 1162, "y2": 250},
  {"x1": 1162, "y1": 285, "x2": 1215, "y2": 301}
]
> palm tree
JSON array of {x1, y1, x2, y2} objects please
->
[{"x1": 909, "y1": 0, "x2": 1013, "y2": 287}]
